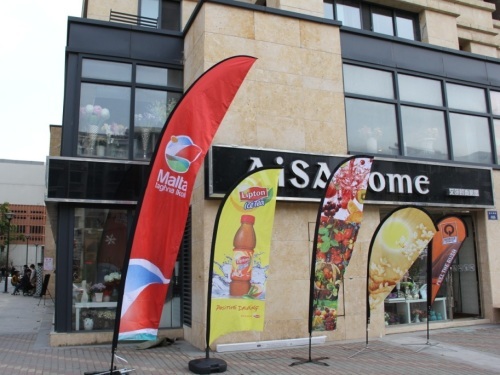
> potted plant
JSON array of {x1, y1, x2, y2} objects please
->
[{"x1": 90, "y1": 282, "x2": 106, "y2": 302}]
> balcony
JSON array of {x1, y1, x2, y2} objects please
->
[{"x1": 109, "y1": 10, "x2": 158, "y2": 29}]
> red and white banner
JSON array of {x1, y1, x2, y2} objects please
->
[
  {"x1": 115, "y1": 56, "x2": 256, "y2": 342},
  {"x1": 430, "y1": 216, "x2": 467, "y2": 304}
]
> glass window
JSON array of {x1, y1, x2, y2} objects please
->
[
  {"x1": 161, "y1": 0, "x2": 181, "y2": 31},
  {"x1": 324, "y1": 1, "x2": 334, "y2": 19},
  {"x1": 72, "y1": 208, "x2": 127, "y2": 331},
  {"x1": 343, "y1": 65, "x2": 394, "y2": 99},
  {"x1": 395, "y1": 14, "x2": 416, "y2": 40},
  {"x1": 336, "y1": 0, "x2": 361, "y2": 28},
  {"x1": 446, "y1": 83, "x2": 486, "y2": 113},
  {"x1": 345, "y1": 98, "x2": 398, "y2": 154},
  {"x1": 78, "y1": 83, "x2": 131, "y2": 159},
  {"x1": 401, "y1": 106, "x2": 448, "y2": 160},
  {"x1": 82, "y1": 59, "x2": 132, "y2": 82},
  {"x1": 141, "y1": 0, "x2": 159, "y2": 19},
  {"x1": 491, "y1": 91, "x2": 500, "y2": 115},
  {"x1": 449, "y1": 113, "x2": 492, "y2": 164},
  {"x1": 494, "y1": 119, "x2": 500, "y2": 163},
  {"x1": 398, "y1": 74, "x2": 443, "y2": 106},
  {"x1": 137, "y1": 65, "x2": 183, "y2": 88},
  {"x1": 372, "y1": 7, "x2": 394, "y2": 36},
  {"x1": 134, "y1": 89, "x2": 181, "y2": 160}
]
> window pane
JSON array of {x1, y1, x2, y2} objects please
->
[
  {"x1": 399, "y1": 74, "x2": 443, "y2": 106},
  {"x1": 446, "y1": 83, "x2": 486, "y2": 113},
  {"x1": 396, "y1": 15, "x2": 416, "y2": 40},
  {"x1": 494, "y1": 119, "x2": 500, "y2": 163},
  {"x1": 372, "y1": 8, "x2": 394, "y2": 36},
  {"x1": 491, "y1": 91, "x2": 500, "y2": 115},
  {"x1": 141, "y1": 0, "x2": 159, "y2": 19},
  {"x1": 134, "y1": 89, "x2": 181, "y2": 160},
  {"x1": 324, "y1": 1, "x2": 334, "y2": 19},
  {"x1": 82, "y1": 59, "x2": 131, "y2": 82},
  {"x1": 78, "y1": 83, "x2": 131, "y2": 159},
  {"x1": 401, "y1": 106, "x2": 448, "y2": 160},
  {"x1": 336, "y1": 0, "x2": 361, "y2": 28},
  {"x1": 72, "y1": 208, "x2": 127, "y2": 331},
  {"x1": 346, "y1": 98, "x2": 398, "y2": 155},
  {"x1": 343, "y1": 65, "x2": 394, "y2": 99},
  {"x1": 450, "y1": 113, "x2": 492, "y2": 163},
  {"x1": 161, "y1": 0, "x2": 181, "y2": 31}
]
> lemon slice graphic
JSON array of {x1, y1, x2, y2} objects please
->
[{"x1": 380, "y1": 218, "x2": 411, "y2": 254}]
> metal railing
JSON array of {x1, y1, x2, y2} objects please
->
[{"x1": 109, "y1": 10, "x2": 158, "y2": 29}]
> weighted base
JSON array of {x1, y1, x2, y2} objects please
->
[{"x1": 188, "y1": 358, "x2": 227, "y2": 374}]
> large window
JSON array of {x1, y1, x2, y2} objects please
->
[
  {"x1": 324, "y1": 0, "x2": 419, "y2": 41},
  {"x1": 77, "y1": 59, "x2": 182, "y2": 161},
  {"x1": 343, "y1": 63, "x2": 498, "y2": 165},
  {"x1": 72, "y1": 207, "x2": 188, "y2": 332}
]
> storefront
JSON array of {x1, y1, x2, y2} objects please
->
[{"x1": 45, "y1": 1, "x2": 500, "y2": 349}]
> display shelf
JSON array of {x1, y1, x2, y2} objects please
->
[{"x1": 384, "y1": 297, "x2": 446, "y2": 324}]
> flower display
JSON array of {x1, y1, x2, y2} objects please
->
[
  {"x1": 135, "y1": 98, "x2": 177, "y2": 128},
  {"x1": 80, "y1": 104, "x2": 110, "y2": 127},
  {"x1": 412, "y1": 309, "x2": 426, "y2": 318},
  {"x1": 104, "y1": 271, "x2": 121, "y2": 284},
  {"x1": 90, "y1": 282, "x2": 106, "y2": 294}
]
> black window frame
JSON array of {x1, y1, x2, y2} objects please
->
[
  {"x1": 343, "y1": 61, "x2": 499, "y2": 167},
  {"x1": 324, "y1": 0, "x2": 420, "y2": 41}
]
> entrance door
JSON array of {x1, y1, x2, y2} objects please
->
[{"x1": 449, "y1": 216, "x2": 480, "y2": 318}]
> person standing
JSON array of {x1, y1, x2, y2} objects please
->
[{"x1": 33, "y1": 263, "x2": 43, "y2": 297}]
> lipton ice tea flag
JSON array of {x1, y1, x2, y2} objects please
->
[
  {"x1": 368, "y1": 206, "x2": 436, "y2": 311},
  {"x1": 114, "y1": 56, "x2": 256, "y2": 345},
  {"x1": 430, "y1": 216, "x2": 467, "y2": 304},
  {"x1": 208, "y1": 167, "x2": 281, "y2": 345},
  {"x1": 310, "y1": 156, "x2": 373, "y2": 332}
]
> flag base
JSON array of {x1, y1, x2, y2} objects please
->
[{"x1": 188, "y1": 358, "x2": 227, "y2": 374}]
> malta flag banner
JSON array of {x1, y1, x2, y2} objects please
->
[
  {"x1": 430, "y1": 216, "x2": 467, "y2": 304},
  {"x1": 208, "y1": 167, "x2": 281, "y2": 345},
  {"x1": 368, "y1": 206, "x2": 436, "y2": 311},
  {"x1": 311, "y1": 156, "x2": 373, "y2": 332},
  {"x1": 116, "y1": 56, "x2": 256, "y2": 342}
]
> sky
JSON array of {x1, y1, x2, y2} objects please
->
[{"x1": 0, "y1": 1, "x2": 83, "y2": 162}]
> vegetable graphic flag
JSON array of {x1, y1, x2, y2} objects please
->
[
  {"x1": 310, "y1": 156, "x2": 373, "y2": 332},
  {"x1": 430, "y1": 216, "x2": 467, "y2": 304},
  {"x1": 368, "y1": 206, "x2": 436, "y2": 312},
  {"x1": 208, "y1": 167, "x2": 281, "y2": 345},
  {"x1": 113, "y1": 56, "x2": 256, "y2": 345}
]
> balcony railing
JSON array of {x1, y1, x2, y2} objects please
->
[{"x1": 109, "y1": 10, "x2": 158, "y2": 29}]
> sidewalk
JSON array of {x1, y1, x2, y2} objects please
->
[{"x1": 0, "y1": 289, "x2": 499, "y2": 374}]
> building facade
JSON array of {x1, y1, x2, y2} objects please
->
[
  {"x1": 0, "y1": 160, "x2": 47, "y2": 271},
  {"x1": 45, "y1": 0, "x2": 500, "y2": 349}
]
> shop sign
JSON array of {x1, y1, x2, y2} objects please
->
[{"x1": 206, "y1": 145, "x2": 494, "y2": 208}]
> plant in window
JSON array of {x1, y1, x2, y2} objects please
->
[
  {"x1": 90, "y1": 282, "x2": 106, "y2": 295},
  {"x1": 135, "y1": 98, "x2": 177, "y2": 128},
  {"x1": 80, "y1": 104, "x2": 111, "y2": 128}
]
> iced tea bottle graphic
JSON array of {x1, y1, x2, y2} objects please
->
[{"x1": 230, "y1": 214, "x2": 256, "y2": 296}]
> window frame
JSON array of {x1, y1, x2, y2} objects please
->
[
  {"x1": 76, "y1": 56, "x2": 183, "y2": 161},
  {"x1": 343, "y1": 61, "x2": 498, "y2": 166},
  {"x1": 324, "y1": 0, "x2": 420, "y2": 41}
]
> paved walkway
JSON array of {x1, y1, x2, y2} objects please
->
[{"x1": 0, "y1": 288, "x2": 499, "y2": 374}]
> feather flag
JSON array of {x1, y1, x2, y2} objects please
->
[
  {"x1": 430, "y1": 216, "x2": 467, "y2": 304},
  {"x1": 113, "y1": 56, "x2": 257, "y2": 345},
  {"x1": 207, "y1": 167, "x2": 281, "y2": 345},
  {"x1": 368, "y1": 206, "x2": 436, "y2": 312},
  {"x1": 310, "y1": 156, "x2": 373, "y2": 332}
]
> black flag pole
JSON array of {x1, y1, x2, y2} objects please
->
[
  {"x1": 189, "y1": 166, "x2": 281, "y2": 374},
  {"x1": 291, "y1": 156, "x2": 373, "y2": 366}
]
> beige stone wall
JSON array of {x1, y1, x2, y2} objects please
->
[
  {"x1": 420, "y1": 9, "x2": 460, "y2": 49},
  {"x1": 184, "y1": 1, "x2": 348, "y2": 350},
  {"x1": 266, "y1": 0, "x2": 324, "y2": 17},
  {"x1": 49, "y1": 125, "x2": 61, "y2": 157}
]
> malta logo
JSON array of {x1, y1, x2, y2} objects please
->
[{"x1": 164, "y1": 135, "x2": 202, "y2": 173}]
